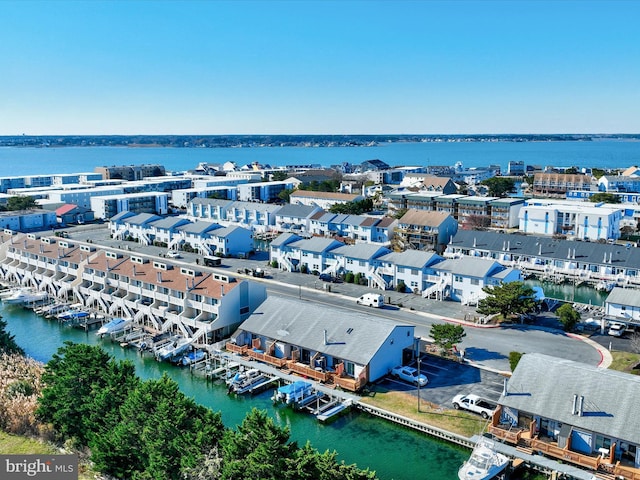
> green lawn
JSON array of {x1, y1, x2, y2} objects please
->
[{"x1": 609, "y1": 350, "x2": 640, "y2": 375}]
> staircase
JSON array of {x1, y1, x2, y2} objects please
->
[
  {"x1": 367, "y1": 267, "x2": 387, "y2": 290},
  {"x1": 279, "y1": 255, "x2": 295, "y2": 272},
  {"x1": 422, "y1": 279, "x2": 447, "y2": 300}
]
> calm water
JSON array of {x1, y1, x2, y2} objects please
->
[
  {"x1": 2, "y1": 303, "x2": 467, "y2": 480},
  {"x1": 0, "y1": 139, "x2": 639, "y2": 176},
  {"x1": 525, "y1": 280, "x2": 610, "y2": 306}
]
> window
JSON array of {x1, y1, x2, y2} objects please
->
[
  {"x1": 454, "y1": 275, "x2": 463, "y2": 282},
  {"x1": 595, "y1": 435, "x2": 612, "y2": 451},
  {"x1": 471, "y1": 279, "x2": 479, "y2": 285},
  {"x1": 240, "y1": 306, "x2": 250, "y2": 315}
]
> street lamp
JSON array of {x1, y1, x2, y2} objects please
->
[{"x1": 417, "y1": 356, "x2": 422, "y2": 413}]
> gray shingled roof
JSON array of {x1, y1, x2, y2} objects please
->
[
  {"x1": 450, "y1": 230, "x2": 640, "y2": 269},
  {"x1": 237, "y1": 296, "x2": 410, "y2": 365},
  {"x1": 316, "y1": 212, "x2": 337, "y2": 223},
  {"x1": 329, "y1": 244, "x2": 391, "y2": 261},
  {"x1": 605, "y1": 287, "x2": 640, "y2": 308},
  {"x1": 270, "y1": 233, "x2": 302, "y2": 248},
  {"x1": 110, "y1": 211, "x2": 136, "y2": 222},
  {"x1": 289, "y1": 237, "x2": 342, "y2": 253},
  {"x1": 501, "y1": 353, "x2": 640, "y2": 445},
  {"x1": 150, "y1": 217, "x2": 191, "y2": 230},
  {"x1": 275, "y1": 203, "x2": 318, "y2": 218},
  {"x1": 177, "y1": 221, "x2": 221, "y2": 235},
  {"x1": 124, "y1": 213, "x2": 163, "y2": 225},
  {"x1": 434, "y1": 257, "x2": 500, "y2": 278},
  {"x1": 377, "y1": 250, "x2": 443, "y2": 268},
  {"x1": 191, "y1": 198, "x2": 234, "y2": 208},
  {"x1": 212, "y1": 225, "x2": 246, "y2": 238}
]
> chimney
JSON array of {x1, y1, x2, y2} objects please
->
[
  {"x1": 507, "y1": 241, "x2": 510, "y2": 251},
  {"x1": 157, "y1": 271, "x2": 162, "y2": 283},
  {"x1": 603, "y1": 252, "x2": 607, "y2": 263},
  {"x1": 502, "y1": 240, "x2": 506, "y2": 251},
  {"x1": 567, "y1": 248, "x2": 571, "y2": 259},
  {"x1": 503, "y1": 377, "x2": 508, "y2": 396},
  {"x1": 185, "y1": 279, "x2": 189, "y2": 290},
  {"x1": 538, "y1": 244, "x2": 542, "y2": 255},
  {"x1": 572, "y1": 248, "x2": 576, "y2": 260},
  {"x1": 40, "y1": 244, "x2": 44, "y2": 253},
  {"x1": 132, "y1": 265, "x2": 136, "y2": 276},
  {"x1": 473, "y1": 237, "x2": 477, "y2": 248},
  {"x1": 571, "y1": 394, "x2": 578, "y2": 415},
  {"x1": 324, "y1": 329, "x2": 328, "y2": 345},
  {"x1": 220, "y1": 284, "x2": 224, "y2": 297},
  {"x1": 577, "y1": 395, "x2": 584, "y2": 416}
]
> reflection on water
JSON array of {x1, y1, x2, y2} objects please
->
[
  {"x1": 2, "y1": 302, "x2": 467, "y2": 480},
  {"x1": 525, "y1": 279, "x2": 609, "y2": 306}
]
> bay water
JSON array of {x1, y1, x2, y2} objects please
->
[
  {"x1": 0, "y1": 139, "x2": 639, "y2": 177},
  {"x1": 2, "y1": 303, "x2": 468, "y2": 480}
]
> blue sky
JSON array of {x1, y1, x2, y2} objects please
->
[{"x1": 1, "y1": 0, "x2": 639, "y2": 135}]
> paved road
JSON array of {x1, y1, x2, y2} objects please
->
[{"x1": 64, "y1": 224, "x2": 609, "y2": 374}]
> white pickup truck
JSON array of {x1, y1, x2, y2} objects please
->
[{"x1": 452, "y1": 394, "x2": 497, "y2": 419}]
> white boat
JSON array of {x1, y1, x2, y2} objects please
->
[
  {"x1": 155, "y1": 337, "x2": 193, "y2": 361},
  {"x1": 458, "y1": 438, "x2": 509, "y2": 480},
  {"x1": 1, "y1": 288, "x2": 48, "y2": 305},
  {"x1": 180, "y1": 349, "x2": 206, "y2": 366},
  {"x1": 226, "y1": 368, "x2": 270, "y2": 394},
  {"x1": 96, "y1": 318, "x2": 132, "y2": 336}
]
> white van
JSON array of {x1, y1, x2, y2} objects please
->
[{"x1": 356, "y1": 293, "x2": 384, "y2": 308}]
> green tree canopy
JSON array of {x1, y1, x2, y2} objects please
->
[
  {"x1": 430, "y1": 323, "x2": 466, "y2": 350},
  {"x1": 271, "y1": 171, "x2": 289, "y2": 181},
  {"x1": 588, "y1": 192, "x2": 621, "y2": 204},
  {"x1": 91, "y1": 373, "x2": 224, "y2": 480},
  {"x1": 36, "y1": 342, "x2": 134, "y2": 445},
  {"x1": 476, "y1": 281, "x2": 540, "y2": 320},
  {"x1": 329, "y1": 198, "x2": 374, "y2": 215},
  {"x1": 278, "y1": 188, "x2": 294, "y2": 203},
  {"x1": 556, "y1": 303, "x2": 581, "y2": 332},
  {"x1": 222, "y1": 408, "x2": 297, "y2": 480},
  {"x1": 480, "y1": 177, "x2": 516, "y2": 197},
  {"x1": 4, "y1": 196, "x2": 38, "y2": 211},
  {"x1": 0, "y1": 316, "x2": 23, "y2": 355}
]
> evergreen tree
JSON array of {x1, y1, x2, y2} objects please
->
[
  {"x1": 477, "y1": 281, "x2": 539, "y2": 320},
  {"x1": 37, "y1": 342, "x2": 120, "y2": 444},
  {"x1": 430, "y1": 324, "x2": 466, "y2": 350},
  {"x1": 0, "y1": 316, "x2": 24, "y2": 355},
  {"x1": 91, "y1": 373, "x2": 224, "y2": 479}
]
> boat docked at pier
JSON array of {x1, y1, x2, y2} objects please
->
[
  {"x1": 458, "y1": 438, "x2": 509, "y2": 480},
  {"x1": 226, "y1": 368, "x2": 273, "y2": 395},
  {"x1": 272, "y1": 380, "x2": 324, "y2": 409},
  {"x1": 96, "y1": 318, "x2": 131, "y2": 336},
  {"x1": 155, "y1": 337, "x2": 194, "y2": 362},
  {"x1": 0, "y1": 288, "x2": 48, "y2": 306}
]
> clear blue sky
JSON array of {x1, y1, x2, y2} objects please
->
[{"x1": 1, "y1": 0, "x2": 639, "y2": 135}]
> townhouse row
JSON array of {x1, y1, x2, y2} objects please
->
[
  {"x1": 269, "y1": 232, "x2": 521, "y2": 305},
  {"x1": 0, "y1": 231, "x2": 266, "y2": 346}
]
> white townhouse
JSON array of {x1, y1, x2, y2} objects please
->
[
  {"x1": 223, "y1": 201, "x2": 281, "y2": 232},
  {"x1": 110, "y1": 212, "x2": 163, "y2": 245},
  {"x1": 269, "y1": 234, "x2": 343, "y2": 273},
  {"x1": 431, "y1": 257, "x2": 521, "y2": 305},
  {"x1": 170, "y1": 221, "x2": 224, "y2": 256},
  {"x1": 188, "y1": 198, "x2": 280, "y2": 231},
  {"x1": 229, "y1": 296, "x2": 416, "y2": 392},
  {"x1": 189, "y1": 198, "x2": 235, "y2": 222},
  {"x1": 0, "y1": 233, "x2": 267, "y2": 346},
  {"x1": 599, "y1": 175, "x2": 640, "y2": 193},
  {"x1": 375, "y1": 250, "x2": 444, "y2": 294},
  {"x1": 148, "y1": 216, "x2": 193, "y2": 247},
  {"x1": 308, "y1": 211, "x2": 396, "y2": 244},
  {"x1": 273, "y1": 203, "x2": 322, "y2": 235},
  {"x1": 47, "y1": 185, "x2": 126, "y2": 210},
  {"x1": 323, "y1": 243, "x2": 392, "y2": 289},
  {"x1": 289, "y1": 190, "x2": 364, "y2": 209},
  {"x1": 202, "y1": 225, "x2": 254, "y2": 258},
  {"x1": 519, "y1": 202, "x2": 623, "y2": 241},
  {"x1": 604, "y1": 287, "x2": 640, "y2": 327}
]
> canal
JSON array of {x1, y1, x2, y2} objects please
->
[
  {"x1": 2, "y1": 302, "x2": 468, "y2": 480},
  {"x1": 524, "y1": 279, "x2": 610, "y2": 307}
]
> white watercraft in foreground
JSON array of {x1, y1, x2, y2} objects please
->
[
  {"x1": 96, "y1": 318, "x2": 132, "y2": 336},
  {"x1": 458, "y1": 438, "x2": 509, "y2": 480},
  {"x1": 1, "y1": 288, "x2": 48, "y2": 305}
]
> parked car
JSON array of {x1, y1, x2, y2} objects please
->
[
  {"x1": 607, "y1": 322, "x2": 626, "y2": 337},
  {"x1": 390, "y1": 366, "x2": 428, "y2": 386},
  {"x1": 319, "y1": 273, "x2": 340, "y2": 283},
  {"x1": 166, "y1": 251, "x2": 181, "y2": 259},
  {"x1": 452, "y1": 394, "x2": 497, "y2": 419}
]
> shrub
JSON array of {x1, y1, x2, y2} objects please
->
[
  {"x1": 270, "y1": 260, "x2": 278, "y2": 268},
  {"x1": 395, "y1": 281, "x2": 406, "y2": 292},
  {"x1": 344, "y1": 272, "x2": 355, "y2": 283}
]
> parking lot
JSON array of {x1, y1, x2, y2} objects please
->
[{"x1": 377, "y1": 353, "x2": 507, "y2": 409}]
